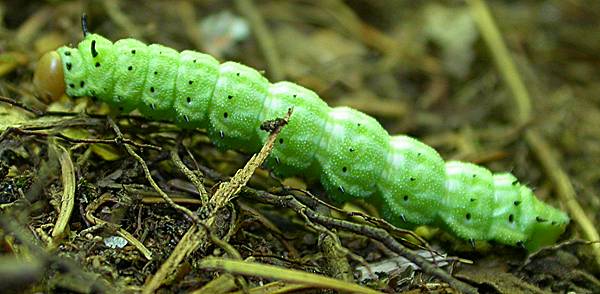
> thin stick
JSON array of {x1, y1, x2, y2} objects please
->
[
  {"x1": 198, "y1": 258, "x2": 383, "y2": 294},
  {"x1": 49, "y1": 144, "x2": 76, "y2": 248},
  {"x1": 107, "y1": 117, "x2": 200, "y2": 224},
  {"x1": 466, "y1": 0, "x2": 530, "y2": 124},
  {"x1": 234, "y1": 0, "x2": 284, "y2": 80},
  {"x1": 467, "y1": 0, "x2": 600, "y2": 264},
  {"x1": 142, "y1": 110, "x2": 292, "y2": 293},
  {"x1": 85, "y1": 194, "x2": 153, "y2": 260},
  {"x1": 170, "y1": 148, "x2": 210, "y2": 204},
  {"x1": 242, "y1": 189, "x2": 478, "y2": 294},
  {"x1": 0, "y1": 95, "x2": 44, "y2": 116},
  {"x1": 3, "y1": 128, "x2": 161, "y2": 151}
]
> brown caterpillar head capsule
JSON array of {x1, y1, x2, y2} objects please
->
[{"x1": 33, "y1": 51, "x2": 65, "y2": 101}]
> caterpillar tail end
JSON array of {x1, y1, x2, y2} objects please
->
[
  {"x1": 524, "y1": 203, "x2": 570, "y2": 252},
  {"x1": 33, "y1": 51, "x2": 66, "y2": 102}
]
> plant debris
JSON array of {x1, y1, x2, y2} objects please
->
[{"x1": 0, "y1": 1, "x2": 599, "y2": 293}]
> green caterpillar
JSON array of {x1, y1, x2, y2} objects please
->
[{"x1": 33, "y1": 29, "x2": 569, "y2": 252}]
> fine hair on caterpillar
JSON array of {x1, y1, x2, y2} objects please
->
[{"x1": 33, "y1": 15, "x2": 569, "y2": 252}]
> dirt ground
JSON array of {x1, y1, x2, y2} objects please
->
[{"x1": 0, "y1": 1, "x2": 599, "y2": 293}]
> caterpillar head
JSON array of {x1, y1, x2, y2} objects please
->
[{"x1": 33, "y1": 50, "x2": 65, "y2": 101}]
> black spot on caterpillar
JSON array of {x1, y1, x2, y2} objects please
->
[{"x1": 33, "y1": 32, "x2": 569, "y2": 252}]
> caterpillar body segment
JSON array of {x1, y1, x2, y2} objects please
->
[
  {"x1": 173, "y1": 50, "x2": 219, "y2": 128},
  {"x1": 377, "y1": 135, "x2": 447, "y2": 228},
  {"x1": 110, "y1": 39, "x2": 150, "y2": 113},
  {"x1": 440, "y1": 162, "x2": 496, "y2": 241},
  {"x1": 258, "y1": 81, "x2": 329, "y2": 177},
  {"x1": 208, "y1": 61, "x2": 270, "y2": 151},
  {"x1": 34, "y1": 33, "x2": 570, "y2": 251},
  {"x1": 317, "y1": 106, "x2": 390, "y2": 201}
]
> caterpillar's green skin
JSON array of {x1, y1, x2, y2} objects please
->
[{"x1": 56, "y1": 33, "x2": 569, "y2": 251}]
